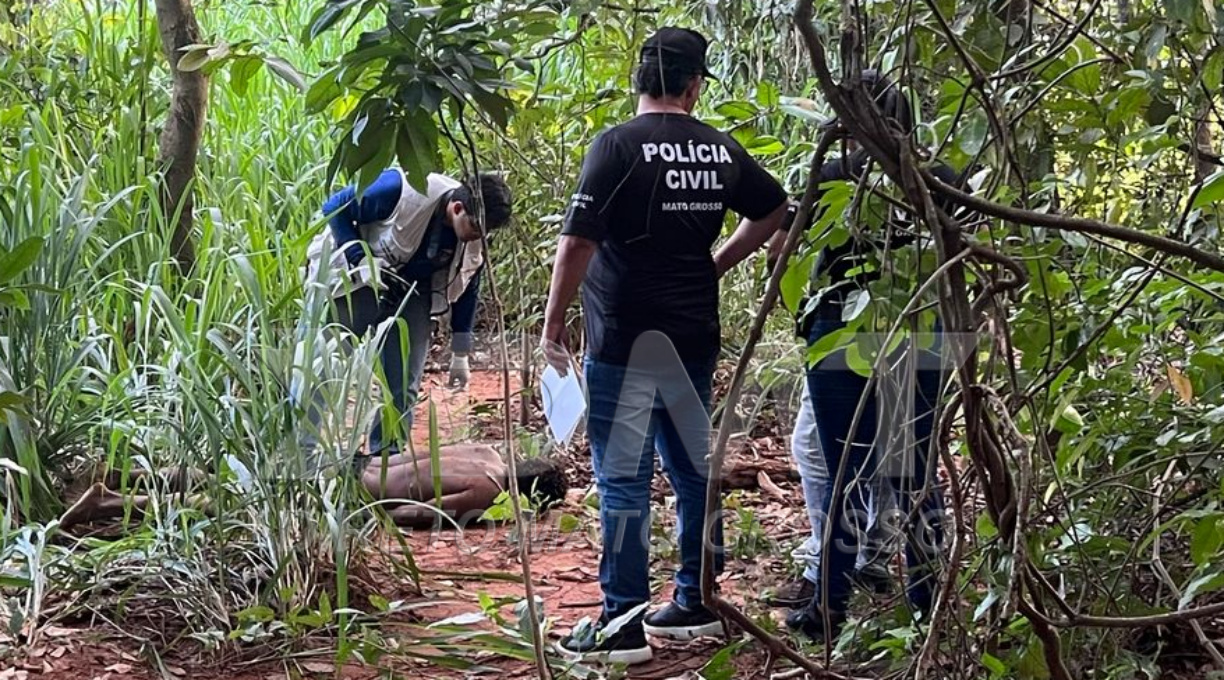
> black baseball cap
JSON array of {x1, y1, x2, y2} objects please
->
[{"x1": 639, "y1": 27, "x2": 715, "y2": 79}]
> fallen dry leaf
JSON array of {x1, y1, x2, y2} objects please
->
[
  {"x1": 42, "y1": 626, "x2": 74, "y2": 638},
  {"x1": 165, "y1": 665, "x2": 187, "y2": 676},
  {"x1": 50, "y1": 647, "x2": 67, "y2": 659},
  {"x1": 1167, "y1": 364, "x2": 1194, "y2": 404},
  {"x1": 104, "y1": 663, "x2": 133, "y2": 674},
  {"x1": 301, "y1": 661, "x2": 333, "y2": 673}
]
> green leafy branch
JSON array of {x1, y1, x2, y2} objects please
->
[
  {"x1": 176, "y1": 40, "x2": 308, "y2": 95},
  {"x1": 0, "y1": 236, "x2": 46, "y2": 424},
  {"x1": 303, "y1": 0, "x2": 562, "y2": 192}
]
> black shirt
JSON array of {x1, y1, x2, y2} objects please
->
[
  {"x1": 787, "y1": 151, "x2": 960, "y2": 299},
  {"x1": 398, "y1": 201, "x2": 458, "y2": 282},
  {"x1": 563, "y1": 113, "x2": 788, "y2": 364}
]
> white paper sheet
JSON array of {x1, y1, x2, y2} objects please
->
[{"x1": 540, "y1": 364, "x2": 586, "y2": 446}]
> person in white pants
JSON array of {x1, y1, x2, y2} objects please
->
[{"x1": 766, "y1": 385, "x2": 897, "y2": 609}]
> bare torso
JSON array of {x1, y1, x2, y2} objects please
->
[{"x1": 360, "y1": 444, "x2": 509, "y2": 527}]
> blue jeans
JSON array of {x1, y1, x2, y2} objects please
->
[
  {"x1": 791, "y1": 386, "x2": 895, "y2": 583},
  {"x1": 330, "y1": 285, "x2": 431, "y2": 454},
  {"x1": 584, "y1": 352, "x2": 723, "y2": 621},
  {"x1": 805, "y1": 318, "x2": 945, "y2": 614}
]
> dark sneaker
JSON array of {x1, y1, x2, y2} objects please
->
[
  {"x1": 765, "y1": 576, "x2": 816, "y2": 608},
  {"x1": 557, "y1": 621, "x2": 653, "y2": 665},
  {"x1": 851, "y1": 561, "x2": 893, "y2": 595},
  {"x1": 785, "y1": 605, "x2": 847, "y2": 643},
  {"x1": 643, "y1": 602, "x2": 724, "y2": 641}
]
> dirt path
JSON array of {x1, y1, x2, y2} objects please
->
[
  {"x1": 406, "y1": 366, "x2": 520, "y2": 447},
  {"x1": 390, "y1": 367, "x2": 784, "y2": 677},
  {"x1": 397, "y1": 512, "x2": 784, "y2": 679},
  {"x1": 7, "y1": 365, "x2": 806, "y2": 679},
  {"x1": 382, "y1": 366, "x2": 804, "y2": 678}
]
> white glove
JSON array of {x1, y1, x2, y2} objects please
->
[
  {"x1": 448, "y1": 353, "x2": 470, "y2": 390},
  {"x1": 348, "y1": 255, "x2": 390, "y2": 287}
]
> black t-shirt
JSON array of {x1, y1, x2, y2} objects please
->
[
  {"x1": 563, "y1": 113, "x2": 788, "y2": 364},
  {"x1": 785, "y1": 151, "x2": 961, "y2": 291}
]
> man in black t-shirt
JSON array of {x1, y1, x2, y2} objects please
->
[
  {"x1": 763, "y1": 154, "x2": 959, "y2": 612},
  {"x1": 772, "y1": 70, "x2": 956, "y2": 643},
  {"x1": 542, "y1": 27, "x2": 788, "y2": 665}
]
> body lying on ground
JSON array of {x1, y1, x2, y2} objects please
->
[{"x1": 60, "y1": 444, "x2": 568, "y2": 530}]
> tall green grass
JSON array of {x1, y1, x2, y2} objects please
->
[
  {"x1": 0, "y1": 3, "x2": 584, "y2": 670},
  {"x1": 0, "y1": 0, "x2": 413, "y2": 651}
]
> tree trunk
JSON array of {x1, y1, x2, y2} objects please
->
[{"x1": 154, "y1": 0, "x2": 207, "y2": 274}]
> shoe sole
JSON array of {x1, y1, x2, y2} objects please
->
[
  {"x1": 643, "y1": 620, "x2": 724, "y2": 641},
  {"x1": 554, "y1": 641, "x2": 654, "y2": 665},
  {"x1": 765, "y1": 596, "x2": 813, "y2": 609}
]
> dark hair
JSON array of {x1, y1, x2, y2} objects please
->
[
  {"x1": 451, "y1": 172, "x2": 513, "y2": 231},
  {"x1": 864, "y1": 69, "x2": 914, "y2": 133},
  {"x1": 634, "y1": 62, "x2": 701, "y2": 99},
  {"x1": 822, "y1": 69, "x2": 914, "y2": 136},
  {"x1": 514, "y1": 457, "x2": 568, "y2": 510}
]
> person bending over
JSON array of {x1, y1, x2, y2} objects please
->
[{"x1": 302, "y1": 168, "x2": 512, "y2": 456}]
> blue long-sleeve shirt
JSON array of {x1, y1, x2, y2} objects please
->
[
  {"x1": 450, "y1": 268, "x2": 479, "y2": 354},
  {"x1": 322, "y1": 169, "x2": 481, "y2": 347},
  {"x1": 322, "y1": 169, "x2": 403, "y2": 266}
]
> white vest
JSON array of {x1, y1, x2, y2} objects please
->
[{"x1": 303, "y1": 170, "x2": 484, "y2": 315}]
